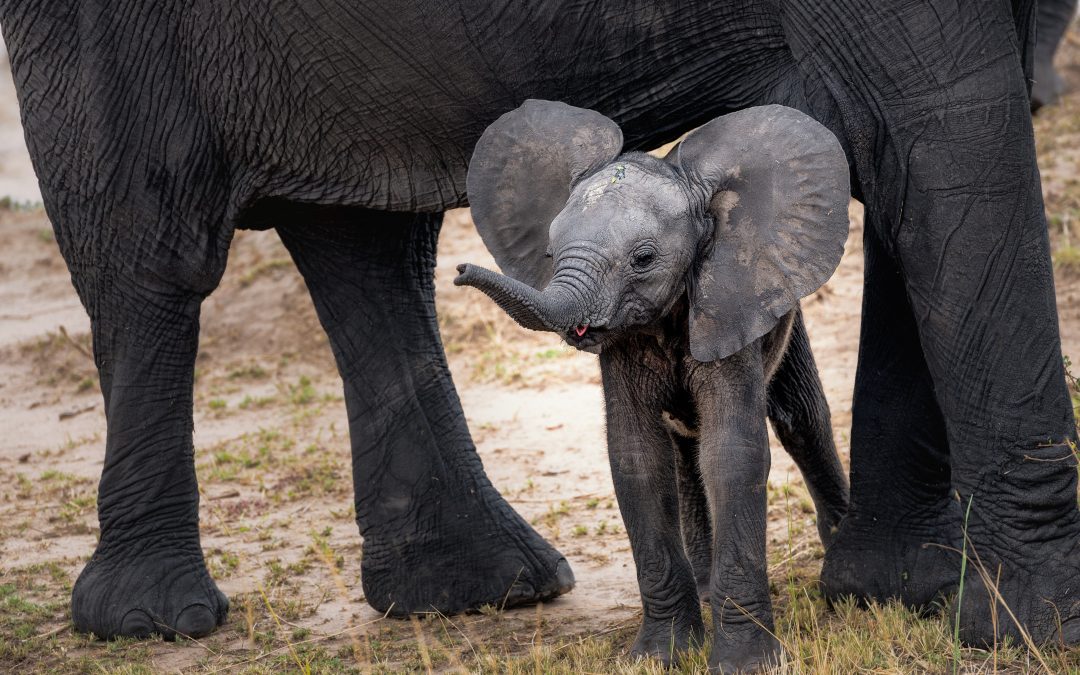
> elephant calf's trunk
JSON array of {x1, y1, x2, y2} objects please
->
[{"x1": 454, "y1": 264, "x2": 581, "y2": 333}]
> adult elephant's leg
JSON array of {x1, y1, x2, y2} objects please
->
[
  {"x1": 894, "y1": 106, "x2": 1080, "y2": 644},
  {"x1": 276, "y1": 213, "x2": 572, "y2": 615},
  {"x1": 785, "y1": 0, "x2": 1080, "y2": 644},
  {"x1": 70, "y1": 225, "x2": 231, "y2": 640},
  {"x1": 766, "y1": 308, "x2": 849, "y2": 547},
  {"x1": 819, "y1": 222, "x2": 959, "y2": 608}
]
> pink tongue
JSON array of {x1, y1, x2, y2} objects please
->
[{"x1": 575, "y1": 324, "x2": 588, "y2": 337}]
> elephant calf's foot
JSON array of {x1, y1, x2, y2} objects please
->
[
  {"x1": 956, "y1": 534, "x2": 1080, "y2": 647},
  {"x1": 360, "y1": 495, "x2": 574, "y2": 615},
  {"x1": 72, "y1": 541, "x2": 228, "y2": 640},
  {"x1": 821, "y1": 505, "x2": 960, "y2": 610}
]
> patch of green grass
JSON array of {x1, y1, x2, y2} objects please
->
[
  {"x1": 14, "y1": 472, "x2": 33, "y2": 499},
  {"x1": 0, "y1": 583, "x2": 57, "y2": 656},
  {"x1": 1054, "y1": 243, "x2": 1080, "y2": 273},
  {"x1": 535, "y1": 348, "x2": 567, "y2": 360},
  {"x1": 239, "y1": 394, "x2": 278, "y2": 409},
  {"x1": 274, "y1": 445, "x2": 344, "y2": 502},
  {"x1": 57, "y1": 492, "x2": 96, "y2": 523},
  {"x1": 208, "y1": 549, "x2": 241, "y2": 580},
  {"x1": 199, "y1": 428, "x2": 296, "y2": 483},
  {"x1": 0, "y1": 579, "x2": 69, "y2": 666},
  {"x1": 17, "y1": 470, "x2": 96, "y2": 531},
  {"x1": 290, "y1": 376, "x2": 317, "y2": 405},
  {"x1": 39, "y1": 470, "x2": 78, "y2": 483},
  {"x1": 229, "y1": 364, "x2": 269, "y2": 380},
  {"x1": 307, "y1": 529, "x2": 345, "y2": 572},
  {"x1": 6, "y1": 565, "x2": 1080, "y2": 674}
]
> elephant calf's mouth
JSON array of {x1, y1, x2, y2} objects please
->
[{"x1": 565, "y1": 325, "x2": 608, "y2": 351}]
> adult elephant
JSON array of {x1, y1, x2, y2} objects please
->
[{"x1": 2, "y1": 0, "x2": 1077, "y2": 650}]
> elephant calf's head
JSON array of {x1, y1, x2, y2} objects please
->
[{"x1": 455, "y1": 100, "x2": 850, "y2": 362}]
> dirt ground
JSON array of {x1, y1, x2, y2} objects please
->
[{"x1": 3, "y1": 27, "x2": 1080, "y2": 675}]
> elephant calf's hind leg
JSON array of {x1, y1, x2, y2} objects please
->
[
  {"x1": 765, "y1": 308, "x2": 848, "y2": 547},
  {"x1": 673, "y1": 433, "x2": 712, "y2": 602}
]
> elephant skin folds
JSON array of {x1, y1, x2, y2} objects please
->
[{"x1": 0, "y1": 0, "x2": 1078, "y2": 662}]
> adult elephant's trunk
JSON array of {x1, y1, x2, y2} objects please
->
[{"x1": 454, "y1": 263, "x2": 584, "y2": 333}]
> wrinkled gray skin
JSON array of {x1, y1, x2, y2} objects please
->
[{"x1": 456, "y1": 102, "x2": 852, "y2": 671}]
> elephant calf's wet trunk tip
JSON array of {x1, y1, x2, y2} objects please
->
[{"x1": 454, "y1": 263, "x2": 581, "y2": 333}]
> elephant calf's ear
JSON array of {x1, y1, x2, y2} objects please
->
[
  {"x1": 675, "y1": 105, "x2": 850, "y2": 362},
  {"x1": 466, "y1": 99, "x2": 623, "y2": 291}
]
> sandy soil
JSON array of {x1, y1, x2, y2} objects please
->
[
  {"x1": 2, "y1": 29, "x2": 1080, "y2": 673},
  {"x1": 0, "y1": 42, "x2": 40, "y2": 204}
]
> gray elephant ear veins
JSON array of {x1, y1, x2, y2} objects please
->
[
  {"x1": 675, "y1": 105, "x2": 850, "y2": 362},
  {"x1": 466, "y1": 99, "x2": 623, "y2": 290}
]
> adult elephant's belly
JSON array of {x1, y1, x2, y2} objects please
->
[
  {"x1": 208, "y1": 3, "x2": 507, "y2": 215},
  {"x1": 204, "y1": 1, "x2": 790, "y2": 219}
]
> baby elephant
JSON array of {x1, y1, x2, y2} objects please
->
[{"x1": 456, "y1": 100, "x2": 850, "y2": 672}]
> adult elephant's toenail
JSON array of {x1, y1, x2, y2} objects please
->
[
  {"x1": 174, "y1": 604, "x2": 219, "y2": 639},
  {"x1": 1061, "y1": 616, "x2": 1080, "y2": 645},
  {"x1": 502, "y1": 577, "x2": 537, "y2": 607},
  {"x1": 119, "y1": 609, "x2": 155, "y2": 639},
  {"x1": 553, "y1": 558, "x2": 575, "y2": 594}
]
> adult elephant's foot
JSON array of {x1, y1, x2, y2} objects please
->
[
  {"x1": 820, "y1": 502, "x2": 961, "y2": 610},
  {"x1": 72, "y1": 539, "x2": 228, "y2": 640},
  {"x1": 955, "y1": 532, "x2": 1080, "y2": 646},
  {"x1": 629, "y1": 612, "x2": 705, "y2": 668},
  {"x1": 360, "y1": 490, "x2": 574, "y2": 615},
  {"x1": 708, "y1": 633, "x2": 783, "y2": 674}
]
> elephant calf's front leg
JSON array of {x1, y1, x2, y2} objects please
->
[
  {"x1": 694, "y1": 347, "x2": 782, "y2": 672},
  {"x1": 600, "y1": 350, "x2": 704, "y2": 666}
]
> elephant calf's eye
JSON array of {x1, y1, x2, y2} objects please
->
[{"x1": 632, "y1": 248, "x2": 657, "y2": 269}]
